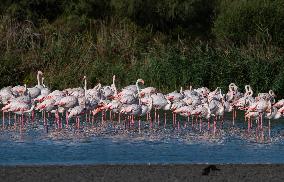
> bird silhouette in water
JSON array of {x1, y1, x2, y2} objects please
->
[{"x1": 202, "y1": 165, "x2": 220, "y2": 175}]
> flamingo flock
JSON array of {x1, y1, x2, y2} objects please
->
[{"x1": 0, "y1": 71, "x2": 284, "y2": 138}]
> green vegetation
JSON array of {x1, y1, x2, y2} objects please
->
[{"x1": 0, "y1": 0, "x2": 284, "y2": 96}]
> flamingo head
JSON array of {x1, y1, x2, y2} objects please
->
[
  {"x1": 139, "y1": 92, "x2": 145, "y2": 97},
  {"x1": 107, "y1": 95, "x2": 116, "y2": 100},
  {"x1": 125, "y1": 107, "x2": 132, "y2": 113},
  {"x1": 120, "y1": 108, "x2": 126, "y2": 113},
  {"x1": 81, "y1": 76, "x2": 87, "y2": 81},
  {"x1": 37, "y1": 71, "x2": 43, "y2": 75},
  {"x1": 137, "y1": 79, "x2": 144, "y2": 85},
  {"x1": 166, "y1": 95, "x2": 174, "y2": 101},
  {"x1": 140, "y1": 97, "x2": 150, "y2": 104},
  {"x1": 92, "y1": 107, "x2": 102, "y2": 115}
]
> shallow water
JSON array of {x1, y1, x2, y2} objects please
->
[{"x1": 0, "y1": 112, "x2": 284, "y2": 165}]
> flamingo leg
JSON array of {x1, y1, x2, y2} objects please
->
[
  {"x1": 58, "y1": 111, "x2": 62, "y2": 129},
  {"x1": 260, "y1": 113, "x2": 263, "y2": 130},
  {"x1": 157, "y1": 112, "x2": 160, "y2": 126},
  {"x1": 89, "y1": 111, "x2": 91, "y2": 123},
  {"x1": 57, "y1": 113, "x2": 60, "y2": 130},
  {"x1": 172, "y1": 112, "x2": 174, "y2": 128},
  {"x1": 149, "y1": 115, "x2": 152, "y2": 129},
  {"x1": 164, "y1": 112, "x2": 167, "y2": 128},
  {"x1": 232, "y1": 109, "x2": 235, "y2": 126},
  {"x1": 66, "y1": 111, "x2": 69, "y2": 128},
  {"x1": 268, "y1": 119, "x2": 271, "y2": 139},
  {"x1": 23, "y1": 114, "x2": 25, "y2": 126},
  {"x1": 14, "y1": 114, "x2": 17, "y2": 128},
  {"x1": 146, "y1": 113, "x2": 149, "y2": 122},
  {"x1": 138, "y1": 116, "x2": 141, "y2": 133},
  {"x1": 207, "y1": 118, "x2": 210, "y2": 131},
  {"x1": 21, "y1": 114, "x2": 24, "y2": 128},
  {"x1": 199, "y1": 116, "x2": 202, "y2": 132},
  {"x1": 43, "y1": 111, "x2": 46, "y2": 126},
  {"x1": 185, "y1": 115, "x2": 189, "y2": 128},
  {"x1": 104, "y1": 111, "x2": 107, "y2": 121},
  {"x1": 2, "y1": 111, "x2": 5, "y2": 129},
  {"x1": 250, "y1": 117, "x2": 253, "y2": 129},
  {"x1": 221, "y1": 114, "x2": 224, "y2": 129},
  {"x1": 124, "y1": 115, "x2": 127, "y2": 130},
  {"x1": 54, "y1": 113, "x2": 58, "y2": 130},
  {"x1": 8, "y1": 112, "x2": 11, "y2": 126},
  {"x1": 257, "y1": 114, "x2": 260, "y2": 130},
  {"x1": 32, "y1": 110, "x2": 35, "y2": 123},
  {"x1": 261, "y1": 126, "x2": 264, "y2": 142},
  {"x1": 101, "y1": 111, "x2": 104, "y2": 123},
  {"x1": 247, "y1": 117, "x2": 250, "y2": 132},
  {"x1": 256, "y1": 119, "x2": 259, "y2": 139},
  {"x1": 213, "y1": 116, "x2": 217, "y2": 135},
  {"x1": 154, "y1": 108, "x2": 157, "y2": 123},
  {"x1": 78, "y1": 116, "x2": 80, "y2": 129},
  {"x1": 91, "y1": 113, "x2": 94, "y2": 126},
  {"x1": 19, "y1": 114, "x2": 22, "y2": 129}
]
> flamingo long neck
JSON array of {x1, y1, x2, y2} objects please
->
[
  {"x1": 37, "y1": 73, "x2": 40, "y2": 86},
  {"x1": 95, "y1": 83, "x2": 101, "y2": 90},
  {"x1": 249, "y1": 88, "x2": 253, "y2": 97},
  {"x1": 112, "y1": 75, "x2": 117, "y2": 96},
  {"x1": 42, "y1": 77, "x2": 46, "y2": 87},
  {"x1": 148, "y1": 97, "x2": 153, "y2": 111},
  {"x1": 269, "y1": 90, "x2": 275, "y2": 98},
  {"x1": 214, "y1": 87, "x2": 220, "y2": 94},
  {"x1": 245, "y1": 85, "x2": 249, "y2": 96},
  {"x1": 136, "y1": 81, "x2": 140, "y2": 95},
  {"x1": 136, "y1": 80, "x2": 141, "y2": 104},
  {"x1": 24, "y1": 105, "x2": 35, "y2": 113},
  {"x1": 84, "y1": 77, "x2": 87, "y2": 97},
  {"x1": 164, "y1": 98, "x2": 172, "y2": 110},
  {"x1": 23, "y1": 84, "x2": 27, "y2": 96}
]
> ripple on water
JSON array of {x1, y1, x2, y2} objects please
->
[{"x1": 0, "y1": 118, "x2": 284, "y2": 164}]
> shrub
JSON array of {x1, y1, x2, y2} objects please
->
[{"x1": 213, "y1": 0, "x2": 284, "y2": 46}]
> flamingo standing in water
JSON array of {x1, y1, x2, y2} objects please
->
[
  {"x1": 265, "y1": 106, "x2": 278, "y2": 138},
  {"x1": 191, "y1": 103, "x2": 211, "y2": 133},
  {"x1": 118, "y1": 79, "x2": 144, "y2": 131}
]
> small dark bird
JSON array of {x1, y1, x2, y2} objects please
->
[{"x1": 202, "y1": 165, "x2": 221, "y2": 175}]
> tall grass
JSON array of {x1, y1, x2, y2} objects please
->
[{"x1": 0, "y1": 16, "x2": 284, "y2": 97}]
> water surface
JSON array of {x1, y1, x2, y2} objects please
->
[{"x1": 0, "y1": 113, "x2": 284, "y2": 165}]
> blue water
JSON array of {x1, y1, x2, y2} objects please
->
[{"x1": 1, "y1": 113, "x2": 284, "y2": 165}]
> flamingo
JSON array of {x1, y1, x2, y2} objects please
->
[
  {"x1": 140, "y1": 87, "x2": 157, "y2": 97},
  {"x1": 191, "y1": 104, "x2": 211, "y2": 132},
  {"x1": 265, "y1": 106, "x2": 278, "y2": 138},
  {"x1": 274, "y1": 99, "x2": 284, "y2": 108}
]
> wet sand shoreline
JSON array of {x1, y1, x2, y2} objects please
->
[{"x1": 1, "y1": 164, "x2": 283, "y2": 181}]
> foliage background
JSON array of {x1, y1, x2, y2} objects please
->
[{"x1": 0, "y1": 0, "x2": 284, "y2": 96}]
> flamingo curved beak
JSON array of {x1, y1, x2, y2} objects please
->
[
  {"x1": 108, "y1": 95, "x2": 115, "y2": 99},
  {"x1": 92, "y1": 108, "x2": 102, "y2": 115},
  {"x1": 167, "y1": 96, "x2": 174, "y2": 100}
]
